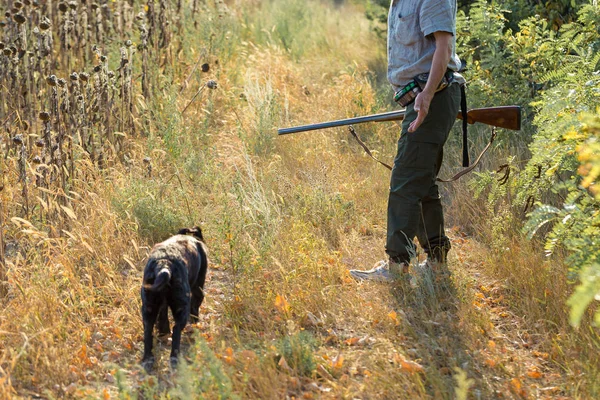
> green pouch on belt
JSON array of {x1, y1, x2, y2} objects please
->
[{"x1": 394, "y1": 71, "x2": 455, "y2": 107}]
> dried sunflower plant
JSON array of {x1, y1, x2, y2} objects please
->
[{"x1": 0, "y1": 0, "x2": 221, "y2": 393}]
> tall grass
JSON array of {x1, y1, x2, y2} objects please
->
[{"x1": 0, "y1": 0, "x2": 598, "y2": 398}]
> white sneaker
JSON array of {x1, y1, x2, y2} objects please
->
[{"x1": 349, "y1": 260, "x2": 408, "y2": 282}]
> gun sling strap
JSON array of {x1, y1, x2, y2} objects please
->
[
  {"x1": 460, "y1": 84, "x2": 469, "y2": 168},
  {"x1": 348, "y1": 77, "x2": 479, "y2": 182},
  {"x1": 348, "y1": 120, "x2": 497, "y2": 183}
]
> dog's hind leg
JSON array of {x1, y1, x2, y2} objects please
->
[
  {"x1": 157, "y1": 301, "x2": 170, "y2": 336},
  {"x1": 141, "y1": 303, "x2": 160, "y2": 371},
  {"x1": 169, "y1": 305, "x2": 189, "y2": 368},
  {"x1": 190, "y1": 287, "x2": 204, "y2": 323}
]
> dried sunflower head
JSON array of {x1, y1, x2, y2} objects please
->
[
  {"x1": 46, "y1": 75, "x2": 58, "y2": 86},
  {"x1": 39, "y1": 111, "x2": 51, "y2": 121},
  {"x1": 13, "y1": 14, "x2": 26, "y2": 25},
  {"x1": 12, "y1": 134, "x2": 24, "y2": 145},
  {"x1": 39, "y1": 17, "x2": 51, "y2": 30}
]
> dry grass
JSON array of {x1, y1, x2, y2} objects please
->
[{"x1": 0, "y1": 0, "x2": 598, "y2": 399}]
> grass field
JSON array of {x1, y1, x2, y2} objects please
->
[{"x1": 0, "y1": 0, "x2": 598, "y2": 398}]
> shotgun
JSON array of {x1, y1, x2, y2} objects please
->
[{"x1": 278, "y1": 105, "x2": 521, "y2": 135}]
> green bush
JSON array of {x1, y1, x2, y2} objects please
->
[
  {"x1": 112, "y1": 178, "x2": 191, "y2": 244},
  {"x1": 169, "y1": 336, "x2": 238, "y2": 400},
  {"x1": 276, "y1": 331, "x2": 318, "y2": 377},
  {"x1": 461, "y1": 2, "x2": 600, "y2": 327}
]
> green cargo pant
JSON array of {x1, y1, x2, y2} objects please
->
[{"x1": 386, "y1": 83, "x2": 461, "y2": 264}]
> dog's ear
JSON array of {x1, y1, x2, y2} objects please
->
[
  {"x1": 178, "y1": 226, "x2": 204, "y2": 242},
  {"x1": 192, "y1": 226, "x2": 204, "y2": 242}
]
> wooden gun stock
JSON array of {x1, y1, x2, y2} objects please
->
[
  {"x1": 278, "y1": 106, "x2": 521, "y2": 135},
  {"x1": 458, "y1": 106, "x2": 521, "y2": 131}
]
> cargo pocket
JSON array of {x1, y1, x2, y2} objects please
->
[
  {"x1": 410, "y1": 141, "x2": 439, "y2": 171},
  {"x1": 394, "y1": 138, "x2": 439, "y2": 171}
]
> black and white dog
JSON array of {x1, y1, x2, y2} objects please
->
[{"x1": 141, "y1": 227, "x2": 208, "y2": 370}]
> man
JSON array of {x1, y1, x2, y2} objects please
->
[{"x1": 350, "y1": 0, "x2": 464, "y2": 281}]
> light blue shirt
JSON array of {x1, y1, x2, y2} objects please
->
[{"x1": 387, "y1": 0, "x2": 463, "y2": 90}]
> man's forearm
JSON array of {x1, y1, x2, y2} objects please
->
[
  {"x1": 407, "y1": 31, "x2": 454, "y2": 132},
  {"x1": 422, "y1": 33, "x2": 452, "y2": 95}
]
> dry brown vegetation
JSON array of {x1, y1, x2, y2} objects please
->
[{"x1": 0, "y1": 0, "x2": 598, "y2": 399}]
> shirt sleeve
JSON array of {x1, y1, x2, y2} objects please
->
[{"x1": 419, "y1": 0, "x2": 455, "y2": 37}]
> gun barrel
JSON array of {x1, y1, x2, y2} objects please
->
[
  {"x1": 278, "y1": 109, "x2": 407, "y2": 135},
  {"x1": 278, "y1": 105, "x2": 521, "y2": 135}
]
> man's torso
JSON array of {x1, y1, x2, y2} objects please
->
[{"x1": 387, "y1": 0, "x2": 462, "y2": 90}]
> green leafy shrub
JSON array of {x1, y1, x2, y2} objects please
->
[
  {"x1": 112, "y1": 178, "x2": 191, "y2": 244},
  {"x1": 169, "y1": 336, "x2": 238, "y2": 400},
  {"x1": 455, "y1": 1, "x2": 600, "y2": 326},
  {"x1": 275, "y1": 331, "x2": 317, "y2": 377},
  {"x1": 515, "y1": 4, "x2": 600, "y2": 326}
]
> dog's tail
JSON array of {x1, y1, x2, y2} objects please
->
[
  {"x1": 178, "y1": 226, "x2": 204, "y2": 242},
  {"x1": 143, "y1": 262, "x2": 171, "y2": 292}
]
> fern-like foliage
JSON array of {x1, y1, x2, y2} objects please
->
[
  {"x1": 464, "y1": 2, "x2": 600, "y2": 327},
  {"x1": 523, "y1": 205, "x2": 560, "y2": 240}
]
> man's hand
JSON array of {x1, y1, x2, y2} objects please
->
[{"x1": 408, "y1": 90, "x2": 434, "y2": 132}]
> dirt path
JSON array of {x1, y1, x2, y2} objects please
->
[
  {"x1": 330, "y1": 228, "x2": 571, "y2": 399},
  {"x1": 446, "y1": 231, "x2": 569, "y2": 399},
  {"x1": 201, "y1": 232, "x2": 569, "y2": 399}
]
